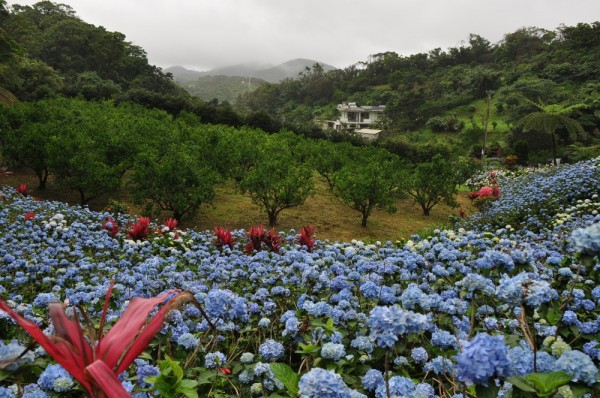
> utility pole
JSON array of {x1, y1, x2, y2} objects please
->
[{"x1": 481, "y1": 90, "x2": 493, "y2": 167}]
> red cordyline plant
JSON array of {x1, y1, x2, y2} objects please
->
[
  {"x1": 244, "y1": 226, "x2": 282, "y2": 254},
  {"x1": 162, "y1": 217, "x2": 178, "y2": 231},
  {"x1": 298, "y1": 225, "x2": 316, "y2": 252},
  {"x1": 213, "y1": 226, "x2": 234, "y2": 250},
  {"x1": 16, "y1": 183, "x2": 28, "y2": 196},
  {"x1": 263, "y1": 228, "x2": 282, "y2": 253},
  {"x1": 24, "y1": 211, "x2": 36, "y2": 221},
  {"x1": 244, "y1": 225, "x2": 266, "y2": 254},
  {"x1": 0, "y1": 281, "x2": 213, "y2": 398},
  {"x1": 101, "y1": 218, "x2": 121, "y2": 238},
  {"x1": 127, "y1": 216, "x2": 150, "y2": 241}
]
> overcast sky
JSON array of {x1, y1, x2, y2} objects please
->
[{"x1": 10, "y1": 0, "x2": 600, "y2": 71}]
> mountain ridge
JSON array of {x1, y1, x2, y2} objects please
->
[{"x1": 165, "y1": 58, "x2": 337, "y2": 84}]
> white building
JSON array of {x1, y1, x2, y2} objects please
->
[{"x1": 336, "y1": 102, "x2": 385, "y2": 130}]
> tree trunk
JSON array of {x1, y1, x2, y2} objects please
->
[
  {"x1": 422, "y1": 206, "x2": 430, "y2": 216},
  {"x1": 78, "y1": 189, "x2": 86, "y2": 206},
  {"x1": 36, "y1": 168, "x2": 48, "y2": 190},
  {"x1": 361, "y1": 211, "x2": 369, "y2": 227},
  {"x1": 551, "y1": 133, "x2": 558, "y2": 166},
  {"x1": 268, "y1": 210, "x2": 278, "y2": 227}
]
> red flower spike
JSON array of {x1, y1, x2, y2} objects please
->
[
  {"x1": 16, "y1": 183, "x2": 27, "y2": 196},
  {"x1": 24, "y1": 212, "x2": 35, "y2": 221},
  {"x1": 0, "y1": 285, "x2": 194, "y2": 398}
]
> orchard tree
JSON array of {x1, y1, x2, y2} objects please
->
[
  {"x1": 238, "y1": 139, "x2": 313, "y2": 226},
  {"x1": 0, "y1": 101, "x2": 54, "y2": 188},
  {"x1": 309, "y1": 140, "x2": 353, "y2": 190},
  {"x1": 334, "y1": 152, "x2": 407, "y2": 227},
  {"x1": 46, "y1": 100, "x2": 137, "y2": 204},
  {"x1": 129, "y1": 140, "x2": 220, "y2": 221},
  {"x1": 407, "y1": 155, "x2": 467, "y2": 216}
]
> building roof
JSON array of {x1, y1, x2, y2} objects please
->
[{"x1": 337, "y1": 102, "x2": 385, "y2": 112}]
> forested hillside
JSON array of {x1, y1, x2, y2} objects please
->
[{"x1": 235, "y1": 24, "x2": 600, "y2": 163}]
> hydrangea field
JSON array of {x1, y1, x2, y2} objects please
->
[{"x1": 0, "y1": 158, "x2": 599, "y2": 398}]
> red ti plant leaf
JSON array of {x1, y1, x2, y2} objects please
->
[
  {"x1": 0, "y1": 282, "x2": 210, "y2": 398},
  {"x1": 16, "y1": 183, "x2": 27, "y2": 196},
  {"x1": 24, "y1": 212, "x2": 35, "y2": 221},
  {"x1": 162, "y1": 217, "x2": 178, "y2": 231},
  {"x1": 213, "y1": 226, "x2": 234, "y2": 250},
  {"x1": 298, "y1": 225, "x2": 316, "y2": 252},
  {"x1": 84, "y1": 360, "x2": 132, "y2": 397},
  {"x1": 245, "y1": 225, "x2": 265, "y2": 254},
  {"x1": 263, "y1": 228, "x2": 282, "y2": 253},
  {"x1": 127, "y1": 216, "x2": 150, "y2": 241}
]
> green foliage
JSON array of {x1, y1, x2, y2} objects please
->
[
  {"x1": 517, "y1": 100, "x2": 586, "y2": 165},
  {"x1": 270, "y1": 363, "x2": 300, "y2": 397},
  {"x1": 145, "y1": 355, "x2": 199, "y2": 398},
  {"x1": 181, "y1": 75, "x2": 267, "y2": 103},
  {"x1": 507, "y1": 371, "x2": 575, "y2": 397},
  {"x1": 407, "y1": 155, "x2": 466, "y2": 216},
  {"x1": 308, "y1": 140, "x2": 353, "y2": 189},
  {"x1": 425, "y1": 114, "x2": 465, "y2": 132},
  {"x1": 129, "y1": 133, "x2": 220, "y2": 221},
  {"x1": 238, "y1": 138, "x2": 313, "y2": 226},
  {"x1": 512, "y1": 139, "x2": 530, "y2": 165},
  {"x1": 334, "y1": 150, "x2": 407, "y2": 227}
]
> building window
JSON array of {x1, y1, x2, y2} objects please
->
[{"x1": 348, "y1": 112, "x2": 356, "y2": 122}]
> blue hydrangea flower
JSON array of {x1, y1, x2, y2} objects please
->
[
  {"x1": 321, "y1": 342, "x2": 346, "y2": 361},
  {"x1": 238, "y1": 369, "x2": 254, "y2": 384},
  {"x1": 176, "y1": 332, "x2": 199, "y2": 350},
  {"x1": 204, "y1": 351, "x2": 227, "y2": 369},
  {"x1": 456, "y1": 333, "x2": 511, "y2": 386},
  {"x1": 135, "y1": 359, "x2": 160, "y2": 389},
  {"x1": 259, "y1": 339, "x2": 285, "y2": 362},
  {"x1": 37, "y1": 364, "x2": 74, "y2": 392},
  {"x1": 411, "y1": 347, "x2": 428, "y2": 363},
  {"x1": 298, "y1": 368, "x2": 353, "y2": 398},
  {"x1": 554, "y1": 350, "x2": 598, "y2": 386},
  {"x1": 0, "y1": 340, "x2": 34, "y2": 372},
  {"x1": 374, "y1": 376, "x2": 415, "y2": 398},
  {"x1": 571, "y1": 223, "x2": 600, "y2": 255},
  {"x1": 240, "y1": 352, "x2": 255, "y2": 364},
  {"x1": 350, "y1": 336, "x2": 373, "y2": 354},
  {"x1": 361, "y1": 369, "x2": 384, "y2": 391},
  {"x1": 368, "y1": 305, "x2": 428, "y2": 348}
]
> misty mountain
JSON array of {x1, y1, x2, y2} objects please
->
[
  {"x1": 254, "y1": 58, "x2": 337, "y2": 82},
  {"x1": 164, "y1": 58, "x2": 337, "y2": 84}
]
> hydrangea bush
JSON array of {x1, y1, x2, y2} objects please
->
[{"x1": 0, "y1": 158, "x2": 599, "y2": 397}]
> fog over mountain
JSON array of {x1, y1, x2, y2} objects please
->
[{"x1": 165, "y1": 58, "x2": 337, "y2": 83}]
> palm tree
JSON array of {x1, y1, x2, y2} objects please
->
[{"x1": 517, "y1": 100, "x2": 586, "y2": 165}]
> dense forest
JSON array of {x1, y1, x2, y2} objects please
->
[{"x1": 2, "y1": 2, "x2": 599, "y2": 165}]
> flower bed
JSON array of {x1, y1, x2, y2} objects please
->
[{"x1": 0, "y1": 158, "x2": 599, "y2": 397}]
